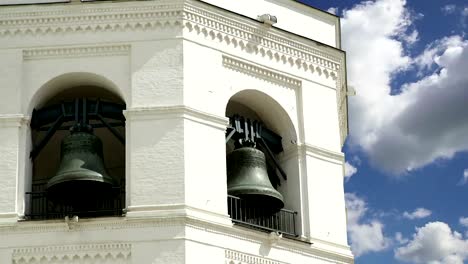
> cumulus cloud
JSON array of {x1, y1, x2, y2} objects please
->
[
  {"x1": 345, "y1": 193, "x2": 390, "y2": 256},
  {"x1": 341, "y1": 0, "x2": 468, "y2": 174},
  {"x1": 460, "y1": 217, "x2": 468, "y2": 227},
  {"x1": 344, "y1": 161, "x2": 358, "y2": 180},
  {"x1": 403, "y1": 208, "x2": 432, "y2": 220},
  {"x1": 395, "y1": 222, "x2": 468, "y2": 264}
]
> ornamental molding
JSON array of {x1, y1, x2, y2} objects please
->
[
  {"x1": 0, "y1": 215, "x2": 352, "y2": 263},
  {"x1": 23, "y1": 44, "x2": 130, "y2": 60},
  {"x1": 186, "y1": 220, "x2": 353, "y2": 264},
  {"x1": 12, "y1": 243, "x2": 131, "y2": 264},
  {"x1": 299, "y1": 143, "x2": 344, "y2": 163},
  {"x1": 123, "y1": 105, "x2": 229, "y2": 131},
  {"x1": 0, "y1": 114, "x2": 30, "y2": 127},
  {"x1": 225, "y1": 250, "x2": 287, "y2": 264},
  {"x1": 281, "y1": 143, "x2": 344, "y2": 163},
  {"x1": 0, "y1": 1, "x2": 184, "y2": 36},
  {"x1": 222, "y1": 56, "x2": 302, "y2": 89}
]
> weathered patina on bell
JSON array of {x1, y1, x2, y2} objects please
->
[
  {"x1": 47, "y1": 131, "x2": 116, "y2": 201},
  {"x1": 227, "y1": 147, "x2": 284, "y2": 211}
]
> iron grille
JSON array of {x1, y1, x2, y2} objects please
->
[
  {"x1": 227, "y1": 195, "x2": 297, "y2": 236},
  {"x1": 25, "y1": 182, "x2": 124, "y2": 220}
]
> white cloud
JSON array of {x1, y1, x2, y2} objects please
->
[
  {"x1": 327, "y1": 7, "x2": 338, "y2": 15},
  {"x1": 403, "y1": 208, "x2": 432, "y2": 220},
  {"x1": 345, "y1": 193, "x2": 390, "y2": 256},
  {"x1": 395, "y1": 222, "x2": 468, "y2": 264},
  {"x1": 442, "y1": 4, "x2": 456, "y2": 15},
  {"x1": 401, "y1": 29, "x2": 419, "y2": 45},
  {"x1": 344, "y1": 161, "x2": 357, "y2": 180},
  {"x1": 395, "y1": 232, "x2": 409, "y2": 245},
  {"x1": 459, "y1": 169, "x2": 468, "y2": 185},
  {"x1": 341, "y1": 0, "x2": 468, "y2": 174},
  {"x1": 460, "y1": 217, "x2": 468, "y2": 227}
]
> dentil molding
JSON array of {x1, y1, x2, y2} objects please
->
[
  {"x1": 12, "y1": 243, "x2": 131, "y2": 264},
  {"x1": 23, "y1": 44, "x2": 130, "y2": 60},
  {"x1": 225, "y1": 250, "x2": 287, "y2": 264},
  {"x1": 222, "y1": 55, "x2": 302, "y2": 89}
]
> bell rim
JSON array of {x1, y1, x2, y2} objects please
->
[{"x1": 46, "y1": 171, "x2": 116, "y2": 190}]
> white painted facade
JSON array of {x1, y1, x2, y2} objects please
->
[{"x1": 0, "y1": 0, "x2": 353, "y2": 263}]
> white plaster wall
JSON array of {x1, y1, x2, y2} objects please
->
[
  {"x1": 183, "y1": 119, "x2": 228, "y2": 215},
  {"x1": 131, "y1": 40, "x2": 184, "y2": 108},
  {"x1": 302, "y1": 81, "x2": 342, "y2": 152},
  {"x1": 306, "y1": 154, "x2": 348, "y2": 245},
  {"x1": 199, "y1": 0, "x2": 339, "y2": 47},
  {"x1": 0, "y1": 50, "x2": 22, "y2": 114},
  {"x1": 126, "y1": 115, "x2": 185, "y2": 209}
]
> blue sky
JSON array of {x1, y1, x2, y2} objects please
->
[{"x1": 300, "y1": 0, "x2": 468, "y2": 263}]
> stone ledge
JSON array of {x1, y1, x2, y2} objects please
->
[{"x1": 123, "y1": 105, "x2": 229, "y2": 130}]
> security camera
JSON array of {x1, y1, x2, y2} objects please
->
[{"x1": 258, "y1": 14, "x2": 277, "y2": 25}]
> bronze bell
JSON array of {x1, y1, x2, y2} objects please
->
[
  {"x1": 47, "y1": 131, "x2": 116, "y2": 203},
  {"x1": 227, "y1": 147, "x2": 284, "y2": 211}
]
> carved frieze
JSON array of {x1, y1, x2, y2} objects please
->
[
  {"x1": 222, "y1": 56, "x2": 302, "y2": 89},
  {"x1": 23, "y1": 44, "x2": 130, "y2": 60},
  {"x1": 225, "y1": 250, "x2": 287, "y2": 264},
  {"x1": 12, "y1": 243, "x2": 131, "y2": 264}
]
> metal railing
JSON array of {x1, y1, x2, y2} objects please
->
[
  {"x1": 25, "y1": 182, "x2": 124, "y2": 220},
  {"x1": 227, "y1": 195, "x2": 297, "y2": 236}
]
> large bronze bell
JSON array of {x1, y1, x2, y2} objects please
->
[
  {"x1": 47, "y1": 131, "x2": 116, "y2": 204},
  {"x1": 227, "y1": 147, "x2": 284, "y2": 211}
]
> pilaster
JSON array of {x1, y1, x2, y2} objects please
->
[{"x1": 0, "y1": 114, "x2": 29, "y2": 224}]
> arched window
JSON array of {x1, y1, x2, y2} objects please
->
[
  {"x1": 225, "y1": 90, "x2": 299, "y2": 236},
  {"x1": 27, "y1": 86, "x2": 125, "y2": 220}
]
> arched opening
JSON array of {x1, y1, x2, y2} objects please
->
[
  {"x1": 27, "y1": 82, "x2": 126, "y2": 220},
  {"x1": 225, "y1": 90, "x2": 299, "y2": 236}
]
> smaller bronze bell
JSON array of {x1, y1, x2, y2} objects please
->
[
  {"x1": 47, "y1": 132, "x2": 116, "y2": 206},
  {"x1": 227, "y1": 147, "x2": 284, "y2": 211}
]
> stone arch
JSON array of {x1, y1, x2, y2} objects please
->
[
  {"x1": 25, "y1": 72, "x2": 126, "y2": 220},
  {"x1": 225, "y1": 89, "x2": 297, "y2": 146},
  {"x1": 224, "y1": 89, "x2": 301, "y2": 236},
  {"x1": 27, "y1": 72, "x2": 125, "y2": 115}
]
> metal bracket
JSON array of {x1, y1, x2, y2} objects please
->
[
  {"x1": 226, "y1": 115, "x2": 287, "y2": 182},
  {"x1": 30, "y1": 98, "x2": 126, "y2": 159}
]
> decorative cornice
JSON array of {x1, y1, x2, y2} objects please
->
[
  {"x1": 23, "y1": 44, "x2": 130, "y2": 60},
  {"x1": 1, "y1": 215, "x2": 353, "y2": 263},
  {"x1": 222, "y1": 55, "x2": 302, "y2": 89},
  {"x1": 299, "y1": 143, "x2": 344, "y2": 163},
  {"x1": 123, "y1": 105, "x2": 229, "y2": 131},
  {"x1": 225, "y1": 250, "x2": 287, "y2": 264},
  {"x1": 0, "y1": 1, "x2": 184, "y2": 36},
  {"x1": 12, "y1": 243, "x2": 131, "y2": 264}
]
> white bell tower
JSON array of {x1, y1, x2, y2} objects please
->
[{"x1": 0, "y1": 0, "x2": 353, "y2": 263}]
